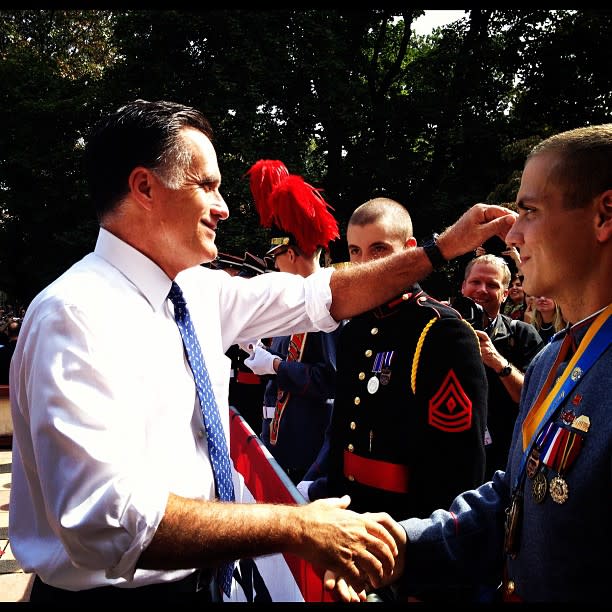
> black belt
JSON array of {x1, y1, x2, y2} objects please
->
[{"x1": 29, "y1": 569, "x2": 219, "y2": 603}]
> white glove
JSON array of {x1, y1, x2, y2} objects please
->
[
  {"x1": 296, "y1": 480, "x2": 313, "y2": 502},
  {"x1": 238, "y1": 338, "x2": 263, "y2": 356},
  {"x1": 244, "y1": 345, "x2": 279, "y2": 376}
]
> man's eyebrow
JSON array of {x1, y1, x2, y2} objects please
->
[{"x1": 200, "y1": 174, "x2": 221, "y2": 186}]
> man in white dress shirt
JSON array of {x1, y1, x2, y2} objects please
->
[{"x1": 8, "y1": 99, "x2": 514, "y2": 602}]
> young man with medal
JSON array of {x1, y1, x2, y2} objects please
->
[
  {"x1": 324, "y1": 124, "x2": 612, "y2": 604},
  {"x1": 303, "y1": 197, "x2": 490, "y2": 602}
]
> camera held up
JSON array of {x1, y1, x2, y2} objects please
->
[{"x1": 451, "y1": 295, "x2": 486, "y2": 331}]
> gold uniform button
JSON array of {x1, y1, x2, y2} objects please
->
[
  {"x1": 347, "y1": 444, "x2": 354, "y2": 452},
  {"x1": 506, "y1": 580, "x2": 515, "y2": 595},
  {"x1": 402, "y1": 293, "x2": 410, "y2": 301},
  {"x1": 350, "y1": 421, "x2": 356, "y2": 430},
  {"x1": 354, "y1": 397, "x2": 361, "y2": 405},
  {"x1": 358, "y1": 372, "x2": 365, "y2": 380},
  {"x1": 371, "y1": 327, "x2": 379, "y2": 335},
  {"x1": 347, "y1": 474, "x2": 355, "y2": 482},
  {"x1": 365, "y1": 349, "x2": 372, "y2": 357}
]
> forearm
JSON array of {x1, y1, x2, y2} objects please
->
[
  {"x1": 138, "y1": 493, "x2": 301, "y2": 569},
  {"x1": 488, "y1": 352, "x2": 524, "y2": 403},
  {"x1": 499, "y1": 366, "x2": 524, "y2": 403},
  {"x1": 140, "y1": 493, "x2": 400, "y2": 595},
  {"x1": 329, "y1": 247, "x2": 432, "y2": 321}
]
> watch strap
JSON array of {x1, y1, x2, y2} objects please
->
[
  {"x1": 422, "y1": 233, "x2": 446, "y2": 270},
  {"x1": 498, "y1": 361, "x2": 512, "y2": 377}
]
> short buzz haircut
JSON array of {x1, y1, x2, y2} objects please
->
[
  {"x1": 527, "y1": 123, "x2": 612, "y2": 210},
  {"x1": 464, "y1": 254, "x2": 512, "y2": 288},
  {"x1": 348, "y1": 197, "x2": 413, "y2": 242}
]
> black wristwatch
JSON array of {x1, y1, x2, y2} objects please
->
[
  {"x1": 422, "y1": 233, "x2": 447, "y2": 270},
  {"x1": 498, "y1": 360, "x2": 512, "y2": 378}
]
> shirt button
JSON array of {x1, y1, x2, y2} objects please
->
[
  {"x1": 197, "y1": 429, "x2": 206, "y2": 439},
  {"x1": 358, "y1": 372, "x2": 365, "y2": 380},
  {"x1": 365, "y1": 349, "x2": 372, "y2": 357},
  {"x1": 354, "y1": 397, "x2": 361, "y2": 406}
]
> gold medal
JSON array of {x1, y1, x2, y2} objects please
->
[
  {"x1": 532, "y1": 471, "x2": 547, "y2": 503},
  {"x1": 571, "y1": 414, "x2": 590, "y2": 432},
  {"x1": 549, "y1": 475, "x2": 569, "y2": 504}
]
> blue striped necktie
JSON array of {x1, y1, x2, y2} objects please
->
[{"x1": 168, "y1": 281, "x2": 235, "y2": 596}]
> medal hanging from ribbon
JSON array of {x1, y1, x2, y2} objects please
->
[
  {"x1": 505, "y1": 304, "x2": 611, "y2": 558},
  {"x1": 368, "y1": 350, "x2": 394, "y2": 395},
  {"x1": 269, "y1": 332, "x2": 307, "y2": 445}
]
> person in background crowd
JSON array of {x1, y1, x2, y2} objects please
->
[
  {"x1": 461, "y1": 254, "x2": 544, "y2": 480},
  {"x1": 502, "y1": 272, "x2": 529, "y2": 321},
  {"x1": 8, "y1": 98, "x2": 515, "y2": 602},
  {"x1": 0, "y1": 318, "x2": 20, "y2": 384},
  {"x1": 326, "y1": 122, "x2": 612, "y2": 605},
  {"x1": 242, "y1": 160, "x2": 343, "y2": 485},
  {"x1": 303, "y1": 197, "x2": 489, "y2": 602},
  {"x1": 529, "y1": 296, "x2": 566, "y2": 344}
]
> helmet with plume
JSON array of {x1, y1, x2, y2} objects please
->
[{"x1": 246, "y1": 159, "x2": 339, "y2": 258}]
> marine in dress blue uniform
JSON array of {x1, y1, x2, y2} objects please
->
[{"x1": 312, "y1": 285, "x2": 488, "y2": 520}]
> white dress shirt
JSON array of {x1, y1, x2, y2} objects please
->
[{"x1": 8, "y1": 228, "x2": 337, "y2": 590}]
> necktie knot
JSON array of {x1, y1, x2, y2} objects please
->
[{"x1": 168, "y1": 281, "x2": 186, "y2": 314}]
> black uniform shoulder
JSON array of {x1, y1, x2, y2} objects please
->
[{"x1": 413, "y1": 292, "x2": 462, "y2": 321}]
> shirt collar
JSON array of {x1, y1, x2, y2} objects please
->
[{"x1": 94, "y1": 227, "x2": 172, "y2": 312}]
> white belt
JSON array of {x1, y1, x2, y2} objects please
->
[{"x1": 263, "y1": 406, "x2": 276, "y2": 419}]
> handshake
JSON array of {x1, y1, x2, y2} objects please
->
[{"x1": 240, "y1": 339, "x2": 281, "y2": 376}]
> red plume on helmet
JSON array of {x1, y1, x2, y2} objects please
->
[
  {"x1": 246, "y1": 159, "x2": 339, "y2": 258},
  {"x1": 246, "y1": 160, "x2": 289, "y2": 228}
]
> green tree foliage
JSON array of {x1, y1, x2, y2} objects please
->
[{"x1": 1, "y1": 9, "x2": 610, "y2": 305}]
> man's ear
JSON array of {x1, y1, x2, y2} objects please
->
[
  {"x1": 128, "y1": 167, "x2": 155, "y2": 211},
  {"x1": 287, "y1": 247, "x2": 298, "y2": 262},
  {"x1": 595, "y1": 190, "x2": 612, "y2": 243}
]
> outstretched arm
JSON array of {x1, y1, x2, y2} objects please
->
[{"x1": 329, "y1": 204, "x2": 516, "y2": 321}]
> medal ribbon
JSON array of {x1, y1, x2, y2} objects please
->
[
  {"x1": 542, "y1": 427, "x2": 583, "y2": 474},
  {"x1": 372, "y1": 351, "x2": 394, "y2": 373},
  {"x1": 512, "y1": 304, "x2": 611, "y2": 491},
  {"x1": 521, "y1": 304, "x2": 612, "y2": 451}
]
